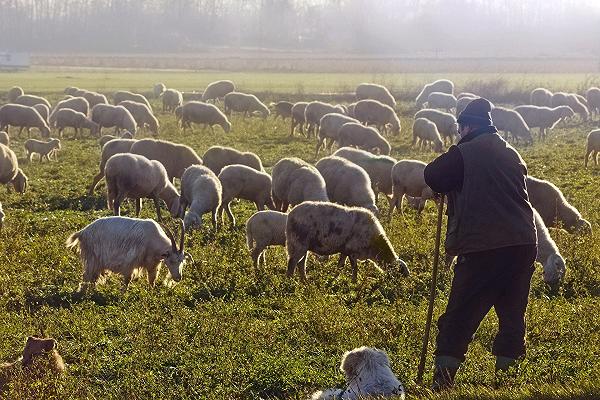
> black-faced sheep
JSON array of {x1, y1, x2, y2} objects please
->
[
  {"x1": 355, "y1": 83, "x2": 396, "y2": 108},
  {"x1": 353, "y1": 99, "x2": 401, "y2": 136},
  {"x1": 202, "y1": 146, "x2": 263, "y2": 175},
  {"x1": 202, "y1": 80, "x2": 235, "y2": 103},
  {"x1": 224, "y1": 92, "x2": 270, "y2": 118},
  {"x1": 179, "y1": 165, "x2": 222, "y2": 230}
]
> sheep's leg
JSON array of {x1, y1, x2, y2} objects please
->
[
  {"x1": 135, "y1": 198, "x2": 142, "y2": 217},
  {"x1": 89, "y1": 172, "x2": 103, "y2": 195},
  {"x1": 286, "y1": 248, "x2": 306, "y2": 279},
  {"x1": 388, "y1": 191, "x2": 399, "y2": 222},
  {"x1": 211, "y1": 209, "x2": 218, "y2": 230},
  {"x1": 298, "y1": 254, "x2": 308, "y2": 282},
  {"x1": 290, "y1": 120, "x2": 296, "y2": 136},
  {"x1": 255, "y1": 201, "x2": 264, "y2": 211},
  {"x1": 281, "y1": 201, "x2": 289, "y2": 213},
  {"x1": 153, "y1": 196, "x2": 163, "y2": 222},
  {"x1": 223, "y1": 202, "x2": 235, "y2": 226},
  {"x1": 315, "y1": 138, "x2": 324, "y2": 158},
  {"x1": 121, "y1": 272, "x2": 133, "y2": 293},
  {"x1": 349, "y1": 256, "x2": 359, "y2": 283},
  {"x1": 113, "y1": 192, "x2": 126, "y2": 216},
  {"x1": 251, "y1": 246, "x2": 263, "y2": 270}
]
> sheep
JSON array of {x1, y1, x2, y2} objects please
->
[
  {"x1": 202, "y1": 80, "x2": 235, "y2": 103},
  {"x1": 575, "y1": 94, "x2": 588, "y2": 108},
  {"x1": 130, "y1": 138, "x2": 203, "y2": 182},
  {"x1": 353, "y1": 99, "x2": 401, "y2": 136},
  {"x1": 0, "y1": 131, "x2": 9, "y2": 146},
  {"x1": 179, "y1": 165, "x2": 222, "y2": 230},
  {"x1": 78, "y1": 90, "x2": 108, "y2": 108},
  {"x1": 316, "y1": 113, "x2": 359, "y2": 157},
  {"x1": 315, "y1": 156, "x2": 378, "y2": 214},
  {"x1": 346, "y1": 102, "x2": 357, "y2": 118},
  {"x1": 153, "y1": 83, "x2": 166, "y2": 98},
  {"x1": 290, "y1": 101, "x2": 308, "y2": 136},
  {"x1": 24, "y1": 138, "x2": 61, "y2": 162},
  {"x1": 551, "y1": 92, "x2": 589, "y2": 122},
  {"x1": 304, "y1": 101, "x2": 346, "y2": 137},
  {"x1": 0, "y1": 104, "x2": 51, "y2": 138},
  {"x1": 585, "y1": 87, "x2": 600, "y2": 118},
  {"x1": 355, "y1": 83, "x2": 396, "y2": 108},
  {"x1": 526, "y1": 175, "x2": 591, "y2": 233},
  {"x1": 415, "y1": 108, "x2": 459, "y2": 145},
  {"x1": 389, "y1": 160, "x2": 435, "y2": 219},
  {"x1": 14, "y1": 94, "x2": 52, "y2": 109},
  {"x1": 271, "y1": 157, "x2": 328, "y2": 211},
  {"x1": 337, "y1": 122, "x2": 391, "y2": 155},
  {"x1": 179, "y1": 101, "x2": 231, "y2": 133},
  {"x1": 416, "y1": 79, "x2": 454, "y2": 107},
  {"x1": 33, "y1": 104, "x2": 50, "y2": 124},
  {"x1": 88, "y1": 138, "x2": 137, "y2": 195},
  {"x1": 105, "y1": 153, "x2": 180, "y2": 221},
  {"x1": 285, "y1": 201, "x2": 409, "y2": 282},
  {"x1": 514, "y1": 105, "x2": 574, "y2": 140},
  {"x1": 0, "y1": 143, "x2": 27, "y2": 194},
  {"x1": 270, "y1": 101, "x2": 294, "y2": 120},
  {"x1": 91, "y1": 104, "x2": 137, "y2": 136},
  {"x1": 246, "y1": 210, "x2": 287, "y2": 269},
  {"x1": 7, "y1": 86, "x2": 24, "y2": 103},
  {"x1": 117, "y1": 100, "x2": 159, "y2": 136},
  {"x1": 217, "y1": 164, "x2": 275, "y2": 226},
  {"x1": 585, "y1": 129, "x2": 600, "y2": 167},
  {"x1": 223, "y1": 92, "x2": 270, "y2": 118},
  {"x1": 491, "y1": 106, "x2": 533, "y2": 145},
  {"x1": 64, "y1": 86, "x2": 79, "y2": 96},
  {"x1": 98, "y1": 131, "x2": 134, "y2": 148},
  {"x1": 50, "y1": 96, "x2": 89, "y2": 118},
  {"x1": 426, "y1": 92, "x2": 457, "y2": 112},
  {"x1": 532, "y1": 208, "x2": 566, "y2": 289},
  {"x1": 113, "y1": 91, "x2": 152, "y2": 110},
  {"x1": 52, "y1": 108, "x2": 100, "y2": 138},
  {"x1": 66, "y1": 216, "x2": 187, "y2": 291},
  {"x1": 412, "y1": 117, "x2": 444, "y2": 152},
  {"x1": 530, "y1": 88, "x2": 553, "y2": 107},
  {"x1": 161, "y1": 89, "x2": 183, "y2": 113},
  {"x1": 202, "y1": 146, "x2": 263, "y2": 175}
]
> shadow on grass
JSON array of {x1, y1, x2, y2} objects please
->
[
  {"x1": 12, "y1": 194, "x2": 107, "y2": 212},
  {"x1": 6, "y1": 286, "x2": 122, "y2": 313}
]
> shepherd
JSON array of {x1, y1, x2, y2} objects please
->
[{"x1": 423, "y1": 98, "x2": 538, "y2": 390}]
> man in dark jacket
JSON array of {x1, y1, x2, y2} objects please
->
[{"x1": 424, "y1": 98, "x2": 537, "y2": 390}]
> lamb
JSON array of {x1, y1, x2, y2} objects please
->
[
  {"x1": 286, "y1": 201, "x2": 409, "y2": 282},
  {"x1": 202, "y1": 80, "x2": 235, "y2": 103},
  {"x1": 0, "y1": 131, "x2": 9, "y2": 146},
  {"x1": 246, "y1": 210, "x2": 287, "y2": 269},
  {"x1": 337, "y1": 122, "x2": 391, "y2": 155},
  {"x1": 0, "y1": 104, "x2": 51, "y2": 138},
  {"x1": 412, "y1": 117, "x2": 444, "y2": 152},
  {"x1": 491, "y1": 106, "x2": 533, "y2": 145},
  {"x1": 7, "y1": 86, "x2": 24, "y2": 103},
  {"x1": 104, "y1": 153, "x2": 180, "y2": 221},
  {"x1": 526, "y1": 175, "x2": 591, "y2": 233},
  {"x1": 585, "y1": 87, "x2": 600, "y2": 118},
  {"x1": 353, "y1": 99, "x2": 401, "y2": 136},
  {"x1": 91, "y1": 104, "x2": 137, "y2": 136},
  {"x1": 202, "y1": 146, "x2": 263, "y2": 175},
  {"x1": 585, "y1": 129, "x2": 600, "y2": 167},
  {"x1": 117, "y1": 100, "x2": 159, "y2": 136},
  {"x1": 304, "y1": 101, "x2": 346, "y2": 137},
  {"x1": 0, "y1": 143, "x2": 28, "y2": 194},
  {"x1": 14, "y1": 94, "x2": 52, "y2": 109},
  {"x1": 389, "y1": 160, "x2": 435, "y2": 219},
  {"x1": 113, "y1": 90, "x2": 152, "y2": 109},
  {"x1": 530, "y1": 88, "x2": 553, "y2": 107},
  {"x1": 153, "y1": 83, "x2": 166, "y2": 98},
  {"x1": 217, "y1": 164, "x2": 275, "y2": 226},
  {"x1": 355, "y1": 83, "x2": 396, "y2": 108},
  {"x1": 426, "y1": 92, "x2": 457, "y2": 112},
  {"x1": 33, "y1": 104, "x2": 50, "y2": 124},
  {"x1": 533, "y1": 208, "x2": 566, "y2": 288},
  {"x1": 271, "y1": 157, "x2": 328, "y2": 211},
  {"x1": 52, "y1": 108, "x2": 100, "y2": 138},
  {"x1": 98, "y1": 131, "x2": 134, "y2": 148},
  {"x1": 551, "y1": 92, "x2": 589, "y2": 122},
  {"x1": 315, "y1": 156, "x2": 378, "y2": 214},
  {"x1": 88, "y1": 138, "x2": 137, "y2": 195},
  {"x1": 130, "y1": 138, "x2": 203, "y2": 182},
  {"x1": 66, "y1": 216, "x2": 187, "y2": 291},
  {"x1": 415, "y1": 108, "x2": 459, "y2": 145},
  {"x1": 270, "y1": 101, "x2": 294, "y2": 120},
  {"x1": 161, "y1": 89, "x2": 183, "y2": 113},
  {"x1": 223, "y1": 92, "x2": 270, "y2": 118},
  {"x1": 290, "y1": 101, "x2": 309, "y2": 136},
  {"x1": 179, "y1": 101, "x2": 231, "y2": 133},
  {"x1": 316, "y1": 113, "x2": 359, "y2": 157},
  {"x1": 24, "y1": 138, "x2": 61, "y2": 162},
  {"x1": 415, "y1": 79, "x2": 454, "y2": 107},
  {"x1": 179, "y1": 165, "x2": 222, "y2": 230},
  {"x1": 50, "y1": 96, "x2": 89, "y2": 118},
  {"x1": 514, "y1": 105, "x2": 574, "y2": 140}
]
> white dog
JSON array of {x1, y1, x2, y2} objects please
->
[{"x1": 312, "y1": 346, "x2": 405, "y2": 399}]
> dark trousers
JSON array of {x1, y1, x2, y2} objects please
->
[{"x1": 435, "y1": 244, "x2": 537, "y2": 362}]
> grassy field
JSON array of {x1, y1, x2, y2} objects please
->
[{"x1": 0, "y1": 70, "x2": 599, "y2": 399}]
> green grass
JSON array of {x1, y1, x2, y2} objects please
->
[{"x1": 0, "y1": 71, "x2": 599, "y2": 399}]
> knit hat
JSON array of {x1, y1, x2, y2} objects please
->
[{"x1": 457, "y1": 98, "x2": 493, "y2": 126}]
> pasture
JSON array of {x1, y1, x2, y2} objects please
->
[{"x1": 0, "y1": 69, "x2": 599, "y2": 399}]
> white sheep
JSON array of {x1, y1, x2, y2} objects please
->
[
  {"x1": 130, "y1": 138, "x2": 203, "y2": 183},
  {"x1": 153, "y1": 83, "x2": 166, "y2": 98},
  {"x1": 412, "y1": 117, "x2": 443, "y2": 153},
  {"x1": 304, "y1": 101, "x2": 346, "y2": 137},
  {"x1": 285, "y1": 201, "x2": 409, "y2": 282},
  {"x1": 202, "y1": 80, "x2": 235, "y2": 103},
  {"x1": 98, "y1": 131, "x2": 134, "y2": 148},
  {"x1": 491, "y1": 107, "x2": 533, "y2": 145},
  {"x1": 75, "y1": 89, "x2": 108, "y2": 108},
  {"x1": 585, "y1": 129, "x2": 600, "y2": 167},
  {"x1": 33, "y1": 104, "x2": 50, "y2": 124},
  {"x1": 355, "y1": 83, "x2": 396, "y2": 108},
  {"x1": 224, "y1": 92, "x2": 270, "y2": 118},
  {"x1": 270, "y1": 101, "x2": 294, "y2": 120},
  {"x1": 14, "y1": 94, "x2": 52, "y2": 109},
  {"x1": 52, "y1": 108, "x2": 100, "y2": 138},
  {"x1": 415, "y1": 79, "x2": 454, "y2": 107},
  {"x1": 337, "y1": 122, "x2": 391, "y2": 155},
  {"x1": 0, "y1": 104, "x2": 51, "y2": 138},
  {"x1": 415, "y1": 108, "x2": 459, "y2": 145},
  {"x1": 353, "y1": 99, "x2": 401, "y2": 136},
  {"x1": 203, "y1": 146, "x2": 263, "y2": 175},
  {"x1": 551, "y1": 92, "x2": 589, "y2": 122},
  {"x1": 0, "y1": 144, "x2": 27, "y2": 194},
  {"x1": 64, "y1": 86, "x2": 79, "y2": 96},
  {"x1": 91, "y1": 104, "x2": 137, "y2": 136},
  {"x1": 585, "y1": 87, "x2": 600, "y2": 119},
  {"x1": 0, "y1": 131, "x2": 9, "y2": 146},
  {"x1": 290, "y1": 101, "x2": 309, "y2": 136},
  {"x1": 532, "y1": 208, "x2": 566, "y2": 288},
  {"x1": 179, "y1": 165, "x2": 222, "y2": 230},
  {"x1": 514, "y1": 105, "x2": 574, "y2": 140},
  {"x1": 530, "y1": 88, "x2": 553, "y2": 107},
  {"x1": 426, "y1": 92, "x2": 457, "y2": 112},
  {"x1": 389, "y1": 160, "x2": 434, "y2": 219},
  {"x1": 50, "y1": 96, "x2": 90, "y2": 118},
  {"x1": 161, "y1": 89, "x2": 183, "y2": 113},
  {"x1": 113, "y1": 91, "x2": 152, "y2": 110},
  {"x1": 246, "y1": 210, "x2": 287, "y2": 269},
  {"x1": 271, "y1": 157, "x2": 328, "y2": 211},
  {"x1": 180, "y1": 101, "x2": 231, "y2": 133},
  {"x1": 7, "y1": 86, "x2": 24, "y2": 103},
  {"x1": 88, "y1": 138, "x2": 137, "y2": 195},
  {"x1": 117, "y1": 100, "x2": 159, "y2": 136},
  {"x1": 24, "y1": 138, "x2": 61, "y2": 162},
  {"x1": 316, "y1": 113, "x2": 359, "y2": 157},
  {"x1": 66, "y1": 216, "x2": 187, "y2": 291}
]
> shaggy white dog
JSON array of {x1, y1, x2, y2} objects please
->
[{"x1": 312, "y1": 346, "x2": 405, "y2": 399}]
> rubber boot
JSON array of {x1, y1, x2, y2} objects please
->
[{"x1": 431, "y1": 355, "x2": 461, "y2": 392}]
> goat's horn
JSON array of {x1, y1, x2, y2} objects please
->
[{"x1": 160, "y1": 223, "x2": 177, "y2": 251}]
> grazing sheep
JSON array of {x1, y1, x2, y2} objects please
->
[
  {"x1": 337, "y1": 122, "x2": 391, "y2": 155},
  {"x1": 0, "y1": 104, "x2": 51, "y2": 138},
  {"x1": 0, "y1": 131, "x2": 9, "y2": 146},
  {"x1": 246, "y1": 210, "x2": 287, "y2": 269},
  {"x1": 585, "y1": 129, "x2": 600, "y2": 167},
  {"x1": 585, "y1": 87, "x2": 600, "y2": 118},
  {"x1": 218, "y1": 164, "x2": 275, "y2": 226},
  {"x1": 117, "y1": 100, "x2": 159, "y2": 136},
  {"x1": 33, "y1": 104, "x2": 50, "y2": 124},
  {"x1": 416, "y1": 79, "x2": 454, "y2": 107},
  {"x1": 551, "y1": 92, "x2": 589, "y2": 122},
  {"x1": 353, "y1": 99, "x2": 401, "y2": 136},
  {"x1": 202, "y1": 146, "x2": 263, "y2": 175},
  {"x1": 98, "y1": 131, "x2": 134, "y2": 148},
  {"x1": 389, "y1": 160, "x2": 434, "y2": 219},
  {"x1": 304, "y1": 101, "x2": 346, "y2": 137},
  {"x1": 66, "y1": 216, "x2": 187, "y2": 291},
  {"x1": 286, "y1": 201, "x2": 409, "y2": 282},
  {"x1": 426, "y1": 92, "x2": 457, "y2": 112},
  {"x1": 14, "y1": 94, "x2": 51, "y2": 109},
  {"x1": 24, "y1": 138, "x2": 61, "y2": 162},
  {"x1": 530, "y1": 88, "x2": 553, "y2": 107},
  {"x1": 316, "y1": 113, "x2": 359, "y2": 157},
  {"x1": 270, "y1": 101, "x2": 294, "y2": 120},
  {"x1": 179, "y1": 165, "x2": 222, "y2": 230},
  {"x1": 315, "y1": 156, "x2": 378, "y2": 214},
  {"x1": 355, "y1": 83, "x2": 396, "y2": 108},
  {"x1": 130, "y1": 138, "x2": 203, "y2": 182},
  {"x1": 526, "y1": 176, "x2": 591, "y2": 233},
  {"x1": 412, "y1": 117, "x2": 444, "y2": 152},
  {"x1": 202, "y1": 80, "x2": 235, "y2": 103},
  {"x1": 50, "y1": 96, "x2": 89, "y2": 118},
  {"x1": 52, "y1": 108, "x2": 100, "y2": 138},
  {"x1": 533, "y1": 208, "x2": 566, "y2": 288},
  {"x1": 271, "y1": 157, "x2": 328, "y2": 211},
  {"x1": 415, "y1": 108, "x2": 459, "y2": 145},
  {"x1": 77, "y1": 90, "x2": 108, "y2": 108},
  {"x1": 491, "y1": 107, "x2": 533, "y2": 145},
  {"x1": 514, "y1": 105, "x2": 574, "y2": 140},
  {"x1": 224, "y1": 92, "x2": 270, "y2": 118},
  {"x1": 0, "y1": 143, "x2": 28, "y2": 194},
  {"x1": 180, "y1": 101, "x2": 231, "y2": 133},
  {"x1": 153, "y1": 83, "x2": 166, "y2": 98},
  {"x1": 105, "y1": 153, "x2": 180, "y2": 221},
  {"x1": 88, "y1": 138, "x2": 137, "y2": 195},
  {"x1": 290, "y1": 101, "x2": 309, "y2": 136},
  {"x1": 7, "y1": 86, "x2": 24, "y2": 103},
  {"x1": 161, "y1": 89, "x2": 183, "y2": 113},
  {"x1": 113, "y1": 91, "x2": 152, "y2": 109},
  {"x1": 91, "y1": 104, "x2": 137, "y2": 136}
]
